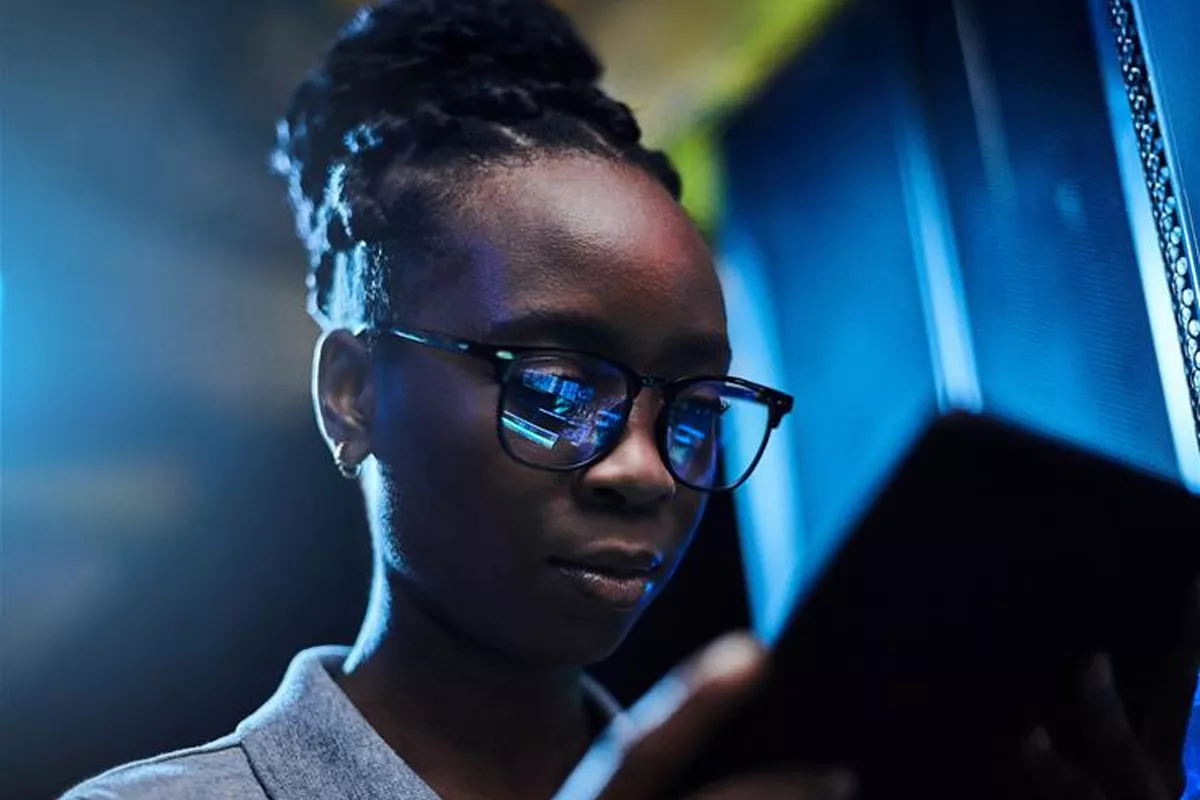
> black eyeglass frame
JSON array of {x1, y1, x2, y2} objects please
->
[{"x1": 367, "y1": 325, "x2": 795, "y2": 492}]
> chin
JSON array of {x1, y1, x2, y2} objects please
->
[{"x1": 516, "y1": 608, "x2": 647, "y2": 667}]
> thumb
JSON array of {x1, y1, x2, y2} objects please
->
[{"x1": 556, "y1": 631, "x2": 768, "y2": 800}]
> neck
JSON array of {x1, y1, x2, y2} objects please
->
[{"x1": 337, "y1": 560, "x2": 596, "y2": 800}]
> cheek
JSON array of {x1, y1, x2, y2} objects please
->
[
  {"x1": 368, "y1": 363, "x2": 549, "y2": 566},
  {"x1": 673, "y1": 493, "x2": 709, "y2": 557},
  {"x1": 371, "y1": 361, "x2": 495, "y2": 465}
]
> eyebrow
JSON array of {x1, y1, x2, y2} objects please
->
[{"x1": 485, "y1": 310, "x2": 733, "y2": 372}]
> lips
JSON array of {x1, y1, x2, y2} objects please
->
[{"x1": 548, "y1": 546, "x2": 664, "y2": 609}]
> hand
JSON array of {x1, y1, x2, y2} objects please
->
[
  {"x1": 554, "y1": 632, "x2": 858, "y2": 800},
  {"x1": 1022, "y1": 583, "x2": 1200, "y2": 799}
]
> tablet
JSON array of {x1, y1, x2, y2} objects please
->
[{"x1": 673, "y1": 411, "x2": 1200, "y2": 799}]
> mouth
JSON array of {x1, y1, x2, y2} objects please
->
[{"x1": 547, "y1": 548, "x2": 664, "y2": 610}]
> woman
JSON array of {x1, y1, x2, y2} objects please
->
[{"x1": 62, "y1": 1, "x2": 1197, "y2": 798}]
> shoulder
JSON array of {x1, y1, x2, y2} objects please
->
[{"x1": 58, "y1": 735, "x2": 265, "y2": 800}]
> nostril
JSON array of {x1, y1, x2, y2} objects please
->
[
  {"x1": 582, "y1": 482, "x2": 674, "y2": 512},
  {"x1": 587, "y1": 486, "x2": 628, "y2": 508}
]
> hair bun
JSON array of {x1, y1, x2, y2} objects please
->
[
  {"x1": 279, "y1": 0, "x2": 608, "y2": 210},
  {"x1": 274, "y1": 0, "x2": 681, "y2": 328},
  {"x1": 329, "y1": 0, "x2": 601, "y2": 118}
]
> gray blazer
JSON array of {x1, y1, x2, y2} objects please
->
[{"x1": 60, "y1": 645, "x2": 626, "y2": 799}]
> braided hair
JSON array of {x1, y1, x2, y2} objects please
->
[{"x1": 272, "y1": 0, "x2": 683, "y2": 330}]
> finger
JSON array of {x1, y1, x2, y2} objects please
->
[
  {"x1": 1142, "y1": 578, "x2": 1200, "y2": 777},
  {"x1": 686, "y1": 769, "x2": 859, "y2": 800},
  {"x1": 554, "y1": 632, "x2": 767, "y2": 800},
  {"x1": 1021, "y1": 726, "x2": 1106, "y2": 800},
  {"x1": 1078, "y1": 654, "x2": 1172, "y2": 800},
  {"x1": 609, "y1": 633, "x2": 767, "y2": 798}
]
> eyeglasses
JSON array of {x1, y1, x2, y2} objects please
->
[{"x1": 370, "y1": 325, "x2": 794, "y2": 492}]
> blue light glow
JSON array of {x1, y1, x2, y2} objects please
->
[
  {"x1": 1090, "y1": 0, "x2": 1200, "y2": 491},
  {"x1": 717, "y1": 226, "x2": 805, "y2": 644},
  {"x1": 0, "y1": 267, "x2": 4, "y2": 486},
  {"x1": 522, "y1": 371, "x2": 595, "y2": 405},
  {"x1": 671, "y1": 424, "x2": 705, "y2": 445},
  {"x1": 501, "y1": 412, "x2": 560, "y2": 449},
  {"x1": 893, "y1": 52, "x2": 983, "y2": 415}
]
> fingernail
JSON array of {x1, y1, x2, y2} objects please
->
[
  {"x1": 625, "y1": 634, "x2": 763, "y2": 737},
  {"x1": 692, "y1": 632, "x2": 764, "y2": 683},
  {"x1": 625, "y1": 673, "x2": 690, "y2": 735},
  {"x1": 820, "y1": 769, "x2": 859, "y2": 799}
]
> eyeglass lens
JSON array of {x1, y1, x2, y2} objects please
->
[{"x1": 497, "y1": 353, "x2": 772, "y2": 490}]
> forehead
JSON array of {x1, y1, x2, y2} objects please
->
[{"x1": 425, "y1": 155, "x2": 727, "y2": 366}]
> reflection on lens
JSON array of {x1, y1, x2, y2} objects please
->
[
  {"x1": 501, "y1": 411, "x2": 560, "y2": 450},
  {"x1": 500, "y1": 354, "x2": 629, "y2": 469},
  {"x1": 497, "y1": 355, "x2": 779, "y2": 489},
  {"x1": 667, "y1": 380, "x2": 771, "y2": 490}
]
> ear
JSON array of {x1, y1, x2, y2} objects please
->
[{"x1": 313, "y1": 329, "x2": 376, "y2": 468}]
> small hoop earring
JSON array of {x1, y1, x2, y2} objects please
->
[{"x1": 334, "y1": 442, "x2": 363, "y2": 480}]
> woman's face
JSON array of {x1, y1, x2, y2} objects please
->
[{"x1": 355, "y1": 154, "x2": 729, "y2": 666}]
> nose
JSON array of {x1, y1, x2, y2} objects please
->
[{"x1": 576, "y1": 394, "x2": 676, "y2": 510}]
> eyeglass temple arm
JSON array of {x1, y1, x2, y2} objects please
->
[
  {"x1": 387, "y1": 327, "x2": 516, "y2": 366},
  {"x1": 764, "y1": 389, "x2": 794, "y2": 428},
  {"x1": 390, "y1": 326, "x2": 795, "y2": 421},
  {"x1": 389, "y1": 327, "x2": 464, "y2": 352}
]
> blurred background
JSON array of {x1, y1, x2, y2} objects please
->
[{"x1": 3, "y1": 0, "x2": 1199, "y2": 796}]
